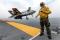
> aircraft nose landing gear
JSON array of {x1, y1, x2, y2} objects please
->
[{"x1": 15, "y1": 16, "x2": 22, "y2": 19}]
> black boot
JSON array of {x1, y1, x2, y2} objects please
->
[
  {"x1": 48, "y1": 36, "x2": 52, "y2": 39},
  {"x1": 39, "y1": 33, "x2": 44, "y2": 36}
]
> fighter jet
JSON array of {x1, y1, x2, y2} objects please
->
[{"x1": 8, "y1": 7, "x2": 36, "y2": 20}]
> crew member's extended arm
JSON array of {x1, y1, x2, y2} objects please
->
[{"x1": 36, "y1": 10, "x2": 41, "y2": 17}]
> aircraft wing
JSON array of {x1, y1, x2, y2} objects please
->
[
  {"x1": 12, "y1": 8, "x2": 22, "y2": 15},
  {"x1": 8, "y1": 8, "x2": 22, "y2": 18},
  {"x1": 8, "y1": 10, "x2": 15, "y2": 18}
]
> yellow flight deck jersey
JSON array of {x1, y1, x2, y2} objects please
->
[{"x1": 37, "y1": 6, "x2": 51, "y2": 20}]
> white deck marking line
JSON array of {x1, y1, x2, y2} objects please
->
[{"x1": 29, "y1": 32, "x2": 40, "y2": 40}]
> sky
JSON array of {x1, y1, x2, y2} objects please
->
[{"x1": 0, "y1": 0, "x2": 60, "y2": 18}]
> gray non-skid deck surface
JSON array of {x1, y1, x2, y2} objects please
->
[
  {"x1": 0, "y1": 21, "x2": 31, "y2": 40},
  {"x1": 33, "y1": 33, "x2": 60, "y2": 40}
]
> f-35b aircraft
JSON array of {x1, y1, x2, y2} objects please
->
[{"x1": 8, "y1": 7, "x2": 36, "y2": 20}]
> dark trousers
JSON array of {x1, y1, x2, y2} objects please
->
[{"x1": 40, "y1": 18, "x2": 51, "y2": 37}]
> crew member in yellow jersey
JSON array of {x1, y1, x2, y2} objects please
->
[{"x1": 36, "y1": 2, "x2": 52, "y2": 39}]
